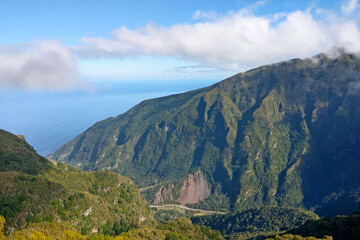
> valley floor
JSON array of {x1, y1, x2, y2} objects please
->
[{"x1": 150, "y1": 204, "x2": 228, "y2": 214}]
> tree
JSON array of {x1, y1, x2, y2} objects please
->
[{"x1": 0, "y1": 215, "x2": 5, "y2": 240}]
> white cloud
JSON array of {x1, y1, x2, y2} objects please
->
[
  {"x1": 342, "y1": 0, "x2": 359, "y2": 14},
  {"x1": 74, "y1": 6, "x2": 360, "y2": 71},
  {"x1": 192, "y1": 10, "x2": 218, "y2": 20},
  {"x1": 0, "y1": 40, "x2": 81, "y2": 90},
  {"x1": 3, "y1": 2, "x2": 359, "y2": 90}
]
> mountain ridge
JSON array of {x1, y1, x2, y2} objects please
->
[{"x1": 49, "y1": 52, "x2": 360, "y2": 216}]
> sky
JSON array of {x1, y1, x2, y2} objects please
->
[{"x1": 0, "y1": 0, "x2": 360, "y2": 91}]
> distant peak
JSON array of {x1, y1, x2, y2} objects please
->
[
  {"x1": 309, "y1": 48, "x2": 360, "y2": 66},
  {"x1": 327, "y1": 47, "x2": 358, "y2": 59}
]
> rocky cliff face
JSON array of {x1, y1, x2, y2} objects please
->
[
  {"x1": 49, "y1": 52, "x2": 360, "y2": 216},
  {"x1": 151, "y1": 171, "x2": 211, "y2": 204},
  {"x1": 153, "y1": 184, "x2": 175, "y2": 204},
  {"x1": 176, "y1": 171, "x2": 211, "y2": 204}
]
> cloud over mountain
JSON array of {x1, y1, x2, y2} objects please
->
[{"x1": 74, "y1": 4, "x2": 360, "y2": 70}]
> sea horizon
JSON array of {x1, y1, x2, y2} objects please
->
[{"x1": 0, "y1": 79, "x2": 219, "y2": 156}]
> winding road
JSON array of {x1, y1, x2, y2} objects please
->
[{"x1": 150, "y1": 204, "x2": 228, "y2": 215}]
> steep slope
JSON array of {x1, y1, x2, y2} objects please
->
[
  {"x1": 49, "y1": 53, "x2": 360, "y2": 216},
  {"x1": 0, "y1": 129, "x2": 155, "y2": 235}
]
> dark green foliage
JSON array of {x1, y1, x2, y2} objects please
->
[
  {"x1": 165, "y1": 232, "x2": 187, "y2": 240},
  {"x1": 113, "y1": 220, "x2": 134, "y2": 235},
  {"x1": 287, "y1": 212, "x2": 360, "y2": 240},
  {"x1": 49, "y1": 53, "x2": 360, "y2": 217},
  {"x1": 158, "y1": 218, "x2": 224, "y2": 240},
  {"x1": 100, "y1": 221, "x2": 115, "y2": 236},
  {"x1": 0, "y1": 192, "x2": 26, "y2": 219},
  {"x1": 0, "y1": 172, "x2": 68, "y2": 231},
  {"x1": 192, "y1": 206, "x2": 318, "y2": 239},
  {"x1": 154, "y1": 209, "x2": 189, "y2": 222},
  {"x1": 266, "y1": 234, "x2": 332, "y2": 240},
  {"x1": 187, "y1": 193, "x2": 231, "y2": 212},
  {"x1": 314, "y1": 187, "x2": 360, "y2": 217},
  {"x1": 200, "y1": 226, "x2": 224, "y2": 240},
  {"x1": 99, "y1": 219, "x2": 137, "y2": 236}
]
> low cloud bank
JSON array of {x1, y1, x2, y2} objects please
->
[{"x1": 0, "y1": 40, "x2": 81, "y2": 91}]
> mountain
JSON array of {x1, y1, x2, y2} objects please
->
[
  {"x1": 0, "y1": 129, "x2": 155, "y2": 235},
  {"x1": 49, "y1": 52, "x2": 360, "y2": 216}
]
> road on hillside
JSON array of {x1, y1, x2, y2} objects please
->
[{"x1": 150, "y1": 204, "x2": 228, "y2": 215}]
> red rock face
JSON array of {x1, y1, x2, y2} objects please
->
[{"x1": 176, "y1": 170, "x2": 211, "y2": 204}]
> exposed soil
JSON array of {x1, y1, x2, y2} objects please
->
[{"x1": 176, "y1": 170, "x2": 211, "y2": 204}]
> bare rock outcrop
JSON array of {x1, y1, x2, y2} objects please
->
[
  {"x1": 153, "y1": 184, "x2": 174, "y2": 204},
  {"x1": 176, "y1": 170, "x2": 211, "y2": 204}
]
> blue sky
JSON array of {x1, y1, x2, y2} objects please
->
[
  {"x1": 0, "y1": 0, "x2": 359, "y2": 90},
  {"x1": 0, "y1": 0, "x2": 343, "y2": 44},
  {"x1": 0, "y1": 0, "x2": 340, "y2": 44}
]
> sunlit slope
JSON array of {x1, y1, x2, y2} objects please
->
[{"x1": 0, "y1": 129, "x2": 155, "y2": 234}]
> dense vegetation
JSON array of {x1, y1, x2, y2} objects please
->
[
  {"x1": 287, "y1": 212, "x2": 360, "y2": 240},
  {"x1": 0, "y1": 129, "x2": 155, "y2": 235},
  {"x1": 0, "y1": 216, "x2": 224, "y2": 240},
  {"x1": 191, "y1": 206, "x2": 318, "y2": 239},
  {"x1": 49, "y1": 53, "x2": 360, "y2": 217},
  {"x1": 266, "y1": 235, "x2": 332, "y2": 240},
  {"x1": 153, "y1": 208, "x2": 195, "y2": 222}
]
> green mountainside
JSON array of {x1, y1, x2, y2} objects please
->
[
  {"x1": 49, "y1": 53, "x2": 360, "y2": 216},
  {"x1": 191, "y1": 206, "x2": 318, "y2": 239},
  {"x1": 0, "y1": 129, "x2": 155, "y2": 235}
]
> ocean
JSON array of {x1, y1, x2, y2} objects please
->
[{"x1": 0, "y1": 79, "x2": 218, "y2": 156}]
